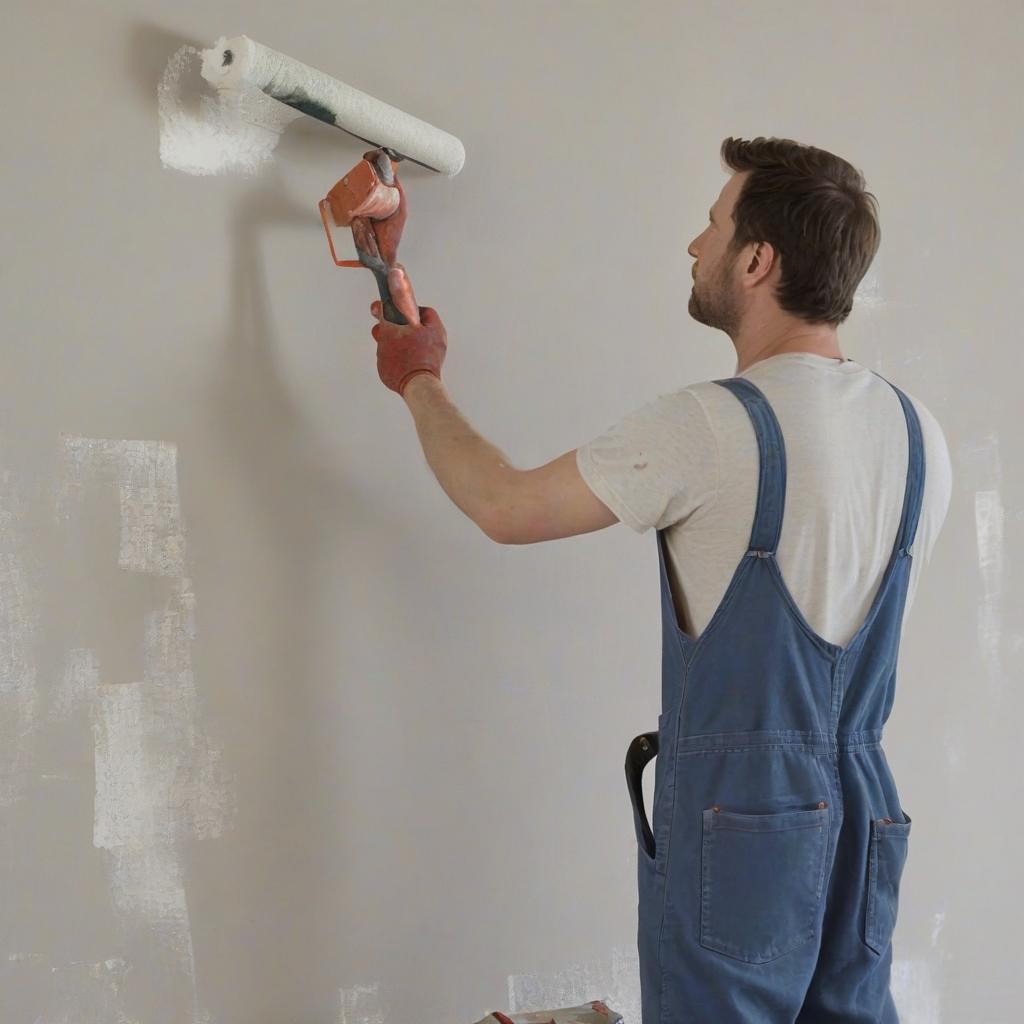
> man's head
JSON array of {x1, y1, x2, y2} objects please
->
[{"x1": 686, "y1": 137, "x2": 881, "y2": 357}]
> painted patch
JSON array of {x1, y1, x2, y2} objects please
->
[
  {"x1": 0, "y1": 466, "x2": 41, "y2": 808},
  {"x1": 46, "y1": 958, "x2": 138, "y2": 1024},
  {"x1": 50, "y1": 647, "x2": 101, "y2": 720},
  {"x1": 959, "y1": 433, "x2": 1005, "y2": 695},
  {"x1": 338, "y1": 981, "x2": 386, "y2": 1024},
  {"x1": 506, "y1": 945, "x2": 639, "y2": 1024},
  {"x1": 55, "y1": 436, "x2": 235, "y2": 1022},
  {"x1": 158, "y1": 45, "x2": 301, "y2": 177}
]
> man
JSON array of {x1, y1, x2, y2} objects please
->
[{"x1": 370, "y1": 137, "x2": 951, "y2": 1022}]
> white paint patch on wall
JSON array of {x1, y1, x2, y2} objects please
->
[
  {"x1": 890, "y1": 956, "x2": 943, "y2": 1024},
  {"x1": 50, "y1": 647, "x2": 100, "y2": 720},
  {"x1": 102, "y1": 842, "x2": 193, "y2": 972},
  {"x1": 158, "y1": 45, "x2": 300, "y2": 177},
  {"x1": 0, "y1": 466, "x2": 41, "y2": 808},
  {"x1": 116, "y1": 439, "x2": 187, "y2": 575},
  {"x1": 973, "y1": 488, "x2": 1005, "y2": 692},
  {"x1": 958, "y1": 433, "x2": 1005, "y2": 699},
  {"x1": 38, "y1": 957, "x2": 140, "y2": 1024},
  {"x1": 56, "y1": 436, "x2": 236, "y2": 1023},
  {"x1": 337, "y1": 981, "x2": 386, "y2": 1024},
  {"x1": 507, "y1": 945, "x2": 639, "y2": 1024}
]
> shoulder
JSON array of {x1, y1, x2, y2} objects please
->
[
  {"x1": 884, "y1": 383, "x2": 954, "y2": 547},
  {"x1": 671, "y1": 378, "x2": 753, "y2": 434},
  {"x1": 583, "y1": 383, "x2": 720, "y2": 441},
  {"x1": 893, "y1": 387, "x2": 952, "y2": 479}
]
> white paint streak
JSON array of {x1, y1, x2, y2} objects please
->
[
  {"x1": 57, "y1": 436, "x2": 235, "y2": 1024},
  {"x1": 337, "y1": 981, "x2": 385, "y2": 1024},
  {"x1": 158, "y1": 45, "x2": 300, "y2": 177},
  {"x1": 974, "y1": 488, "x2": 1005, "y2": 689},
  {"x1": 103, "y1": 844, "x2": 192, "y2": 966},
  {"x1": 50, "y1": 648, "x2": 100, "y2": 720},
  {"x1": 0, "y1": 467, "x2": 41, "y2": 808},
  {"x1": 37, "y1": 956, "x2": 140, "y2": 1024},
  {"x1": 117, "y1": 440, "x2": 187, "y2": 576},
  {"x1": 507, "y1": 945, "x2": 638, "y2": 1024},
  {"x1": 92, "y1": 678, "x2": 233, "y2": 849},
  {"x1": 959, "y1": 433, "x2": 1005, "y2": 697},
  {"x1": 890, "y1": 956, "x2": 943, "y2": 1024}
]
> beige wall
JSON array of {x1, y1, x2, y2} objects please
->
[{"x1": 1, "y1": 2, "x2": 1018, "y2": 1022}]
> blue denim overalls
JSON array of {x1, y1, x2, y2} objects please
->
[{"x1": 625, "y1": 374, "x2": 921, "y2": 1022}]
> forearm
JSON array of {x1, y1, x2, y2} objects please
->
[{"x1": 401, "y1": 373, "x2": 516, "y2": 533}]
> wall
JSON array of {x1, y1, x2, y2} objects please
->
[{"x1": 1, "y1": 2, "x2": 1019, "y2": 1022}]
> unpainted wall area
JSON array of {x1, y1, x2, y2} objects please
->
[{"x1": 1, "y1": 1, "x2": 1020, "y2": 1022}]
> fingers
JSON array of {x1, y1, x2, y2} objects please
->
[
  {"x1": 361, "y1": 149, "x2": 402, "y2": 184},
  {"x1": 370, "y1": 300, "x2": 437, "y2": 324}
]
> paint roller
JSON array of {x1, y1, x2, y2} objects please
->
[{"x1": 200, "y1": 34, "x2": 465, "y2": 326}]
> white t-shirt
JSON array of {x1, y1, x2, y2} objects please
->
[{"x1": 576, "y1": 353, "x2": 953, "y2": 648}]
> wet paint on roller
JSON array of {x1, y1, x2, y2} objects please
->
[
  {"x1": 216, "y1": 46, "x2": 340, "y2": 127},
  {"x1": 198, "y1": 35, "x2": 465, "y2": 176}
]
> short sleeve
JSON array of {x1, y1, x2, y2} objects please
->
[{"x1": 575, "y1": 387, "x2": 719, "y2": 533}]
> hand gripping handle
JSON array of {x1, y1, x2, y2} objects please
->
[{"x1": 319, "y1": 150, "x2": 418, "y2": 326}]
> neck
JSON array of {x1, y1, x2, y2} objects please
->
[{"x1": 735, "y1": 329, "x2": 844, "y2": 374}]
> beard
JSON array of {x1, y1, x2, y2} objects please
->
[{"x1": 688, "y1": 248, "x2": 742, "y2": 336}]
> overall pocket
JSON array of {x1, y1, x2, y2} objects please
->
[
  {"x1": 700, "y1": 802, "x2": 830, "y2": 964},
  {"x1": 864, "y1": 810, "x2": 912, "y2": 955}
]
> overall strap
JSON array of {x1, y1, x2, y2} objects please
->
[
  {"x1": 712, "y1": 377, "x2": 785, "y2": 554},
  {"x1": 873, "y1": 375, "x2": 926, "y2": 555}
]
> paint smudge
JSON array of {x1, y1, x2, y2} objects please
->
[
  {"x1": 338, "y1": 981, "x2": 386, "y2": 1024},
  {"x1": 507, "y1": 945, "x2": 639, "y2": 1024},
  {"x1": 0, "y1": 466, "x2": 41, "y2": 808},
  {"x1": 889, "y1": 956, "x2": 943, "y2": 1024},
  {"x1": 4, "y1": 954, "x2": 141, "y2": 1024},
  {"x1": 50, "y1": 647, "x2": 101, "y2": 720},
  {"x1": 37, "y1": 957, "x2": 140, "y2": 1024},
  {"x1": 959, "y1": 433, "x2": 1005, "y2": 696},
  {"x1": 973, "y1": 487, "x2": 1005, "y2": 687},
  {"x1": 55, "y1": 436, "x2": 235, "y2": 1023},
  {"x1": 158, "y1": 45, "x2": 302, "y2": 177}
]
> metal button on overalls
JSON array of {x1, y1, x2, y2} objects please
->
[{"x1": 624, "y1": 374, "x2": 921, "y2": 1022}]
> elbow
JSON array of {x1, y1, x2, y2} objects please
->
[
  {"x1": 478, "y1": 508, "x2": 515, "y2": 545},
  {"x1": 481, "y1": 521, "x2": 512, "y2": 545}
]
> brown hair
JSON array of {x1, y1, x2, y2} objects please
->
[{"x1": 720, "y1": 136, "x2": 881, "y2": 327}]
